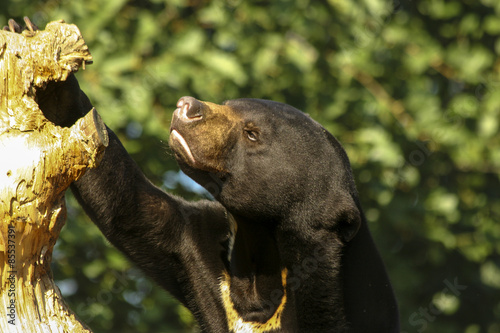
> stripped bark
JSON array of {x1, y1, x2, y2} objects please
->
[{"x1": 0, "y1": 20, "x2": 107, "y2": 332}]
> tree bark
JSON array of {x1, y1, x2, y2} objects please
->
[{"x1": 0, "y1": 20, "x2": 107, "y2": 332}]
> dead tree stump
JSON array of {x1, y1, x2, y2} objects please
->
[{"x1": 0, "y1": 20, "x2": 107, "y2": 332}]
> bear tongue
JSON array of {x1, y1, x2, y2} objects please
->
[{"x1": 170, "y1": 129, "x2": 196, "y2": 165}]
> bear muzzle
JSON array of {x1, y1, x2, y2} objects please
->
[
  {"x1": 169, "y1": 97, "x2": 239, "y2": 174},
  {"x1": 169, "y1": 96, "x2": 206, "y2": 166},
  {"x1": 175, "y1": 96, "x2": 204, "y2": 122}
]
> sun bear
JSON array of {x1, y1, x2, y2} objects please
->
[
  {"x1": 71, "y1": 95, "x2": 400, "y2": 332},
  {"x1": 7, "y1": 16, "x2": 399, "y2": 332}
]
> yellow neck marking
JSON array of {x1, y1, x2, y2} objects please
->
[{"x1": 220, "y1": 268, "x2": 288, "y2": 332}]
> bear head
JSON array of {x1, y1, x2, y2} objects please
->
[{"x1": 169, "y1": 96, "x2": 361, "y2": 242}]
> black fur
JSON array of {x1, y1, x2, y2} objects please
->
[{"x1": 70, "y1": 97, "x2": 399, "y2": 332}]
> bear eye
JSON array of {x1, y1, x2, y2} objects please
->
[{"x1": 245, "y1": 129, "x2": 259, "y2": 142}]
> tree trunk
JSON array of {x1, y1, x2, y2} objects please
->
[{"x1": 0, "y1": 20, "x2": 107, "y2": 332}]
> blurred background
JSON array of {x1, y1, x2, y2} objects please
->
[{"x1": 1, "y1": 0, "x2": 499, "y2": 332}]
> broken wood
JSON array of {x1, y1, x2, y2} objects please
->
[{"x1": 0, "y1": 20, "x2": 107, "y2": 332}]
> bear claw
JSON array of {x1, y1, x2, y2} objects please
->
[
  {"x1": 3, "y1": 17, "x2": 38, "y2": 34},
  {"x1": 24, "y1": 16, "x2": 38, "y2": 32}
]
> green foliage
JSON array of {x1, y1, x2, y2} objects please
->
[{"x1": 1, "y1": 0, "x2": 499, "y2": 332}]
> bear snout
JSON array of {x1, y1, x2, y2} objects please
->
[{"x1": 175, "y1": 96, "x2": 204, "y2": 122}]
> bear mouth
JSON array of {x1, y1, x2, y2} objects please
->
[{"x1": 170, "y1": 129, "x2": 196, "y2": 165}]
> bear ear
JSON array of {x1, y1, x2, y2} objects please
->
[
  {"x1": 339, "y1": 209, "x2": 361, "y2": 242},
  {"x1": 335, "y1": 198, "x2": 362, "y2": 243}
]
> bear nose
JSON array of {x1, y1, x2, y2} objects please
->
[{"x1": 176, "y1": 96, "x2": 204, "y2": 121}]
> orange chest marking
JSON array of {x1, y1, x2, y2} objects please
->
[{"x1": 219, "y1": 268, "x2": 288, "y2": 333}]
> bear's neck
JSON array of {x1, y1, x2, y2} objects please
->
[
  {"x1": 225, "y1": 215, "x2": 289, "y2": 324},
  {"x1": 228, "y1": 214, "x2": 349, "y2": 331},
  {"x1": 227, "y1": 213, "x2": 398, "y2": 332},
  {"x1": 275, "y1": 219, "x2": 349, "y2": 331},
  {"x1": 277, "y1": 213, "x2": 399, "y2": 332}
]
